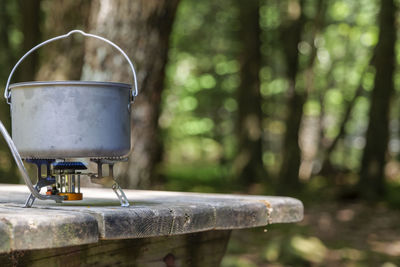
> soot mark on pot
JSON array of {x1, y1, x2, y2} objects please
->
[
  {"x1": 53, "y1": 88, "x2": 66, "y2": 105},
  {"x1": 73, "y1": 137, "x2": 83, "y2": 145},
  {"x1": 31, "y1": 105, "x2": 39, "y2": 116},
  {"x1": 121, "y1": 120, "x2": 129, "y2": 136},
  {"x1": 23, "y1": 89, "x2": 34, "y2": 100}
]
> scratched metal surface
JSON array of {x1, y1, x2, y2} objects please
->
[{"x1": 10, "y1": 81, "x2": 131, "y2": 158}]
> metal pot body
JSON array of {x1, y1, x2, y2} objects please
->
[{"x1": 10, "y1": 81, "x2": 131, "y2": 159}]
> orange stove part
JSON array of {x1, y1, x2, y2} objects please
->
[{"x1": 58, "y1": 193, "x2": 83, "y2": 201}]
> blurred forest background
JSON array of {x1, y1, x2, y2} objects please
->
[{"x1": 0, "y1": 0, "x2": 400, "y2": 266}]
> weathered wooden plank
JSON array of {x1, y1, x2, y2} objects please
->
[
  {"x1": 0, "y1": 206, "x2": 98, "y2": 253},
  {"x1": 0, "y1": 184, "x2": 303, "y2": 253},
  {"x1": 0, "y1": 230, "x2": 231, "y2": 267},
  {"x1": 0, "y1": 220, "x2": 11, "y2": 253}
]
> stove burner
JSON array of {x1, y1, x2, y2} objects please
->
[{"x1": 53, "y1": 162, "x2": 87, "y2": 170}]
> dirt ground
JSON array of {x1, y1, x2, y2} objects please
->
[{"x1": 221, "y1": 201, "x2": 400, "y2": 267}]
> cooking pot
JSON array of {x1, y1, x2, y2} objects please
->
[{"x1": 3, "y1": 30, "x2": 138, "y2": 159}]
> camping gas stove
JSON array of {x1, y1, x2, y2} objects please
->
[
  {"x1": 0, "y1": 30, "x2": 138, "y2": 207},
  {"x1": 21, "y1": 158, "x2": 130, "y2": 208}
]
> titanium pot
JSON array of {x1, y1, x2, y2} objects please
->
[{"x1": 3, "y1": 30, "x2": 138, "y2": 159}]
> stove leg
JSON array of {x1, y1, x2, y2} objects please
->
[
  {"x1": 24, "y1": 185, "x2": 40, "y2": 208},
  {"x1": 112, "y1": 182, "x2": 130, "y2": 207},
  {"x1": 24, "y1": 192, "x2": 36, "y2": 208}
]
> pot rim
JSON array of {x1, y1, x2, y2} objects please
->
[{"x1": 9, "y1": 80, "x2": 131, "y2": 89}]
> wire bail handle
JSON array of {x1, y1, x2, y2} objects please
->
[{"x1": 3, "y1": 29, "x2": 138, "y2": 104}]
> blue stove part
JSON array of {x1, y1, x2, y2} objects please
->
[{"x1": 52, "y1": 161, "x2": 87, "y2": 170}]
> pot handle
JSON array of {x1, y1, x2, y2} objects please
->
[{"x1": 3, "y1": 29, "x2": 138, "y2": 104}]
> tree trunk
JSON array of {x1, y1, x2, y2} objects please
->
[
  {"x1": 17, "y1": 0, "x2": 41, "y2": 81},
  {"x1": 298, "y1": 0, "x2": 325, "y2": 180},
  {"x1": 36, "y1": 0, "x2": 92, "y2": 80},
  {"x1": 0, "y1": 0, "x2": 42, "y2": 183},
  {"x1": 278, "y1": 0, "x2": 305, "y2": 193},
  {"x1": 0, "y1": 0, "x2": 18, "y2": 183},
  {"x1": 320, "y1": 73, "x2": 366, "y2": 175},
  {"x1": 82, "y1": 0, "x2": 180, "y2": 188},
  {"x1": 233, "y1": 0, "x2": 266, "y2": 186},
  {"x1": 279, "y1": 89, "x2": 305, "y2": 192},
  {"x1": 358, "y1": 0, "x2": 396, "y2": 199}
]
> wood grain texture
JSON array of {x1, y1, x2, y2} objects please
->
[
  {"x1": 0, "y1": 206, "x2": 98, "y2": 252},
  {"x1": 0, "y1": 230, "x2": 231, "y2": 267},
  {"x1": 0, "y1": 184, "x2": 303, "y2": 253}
]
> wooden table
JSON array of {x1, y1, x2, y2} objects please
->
[{"x1": 0, "y1": 184, "x2": 303, "y2": 266}]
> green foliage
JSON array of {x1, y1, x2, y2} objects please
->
[
  {"x1": 162, "y1": 0, "x2": 240, "y2": 168},
  {"x1": 0, "y1": 0, "x2": 25, "y2": 183},
  {"x1": 0, "y1": 0, "x2": 388, "y2": 189},
  {"x1": 161, "y1": 0, "x2": 387, "y2": 183}
]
